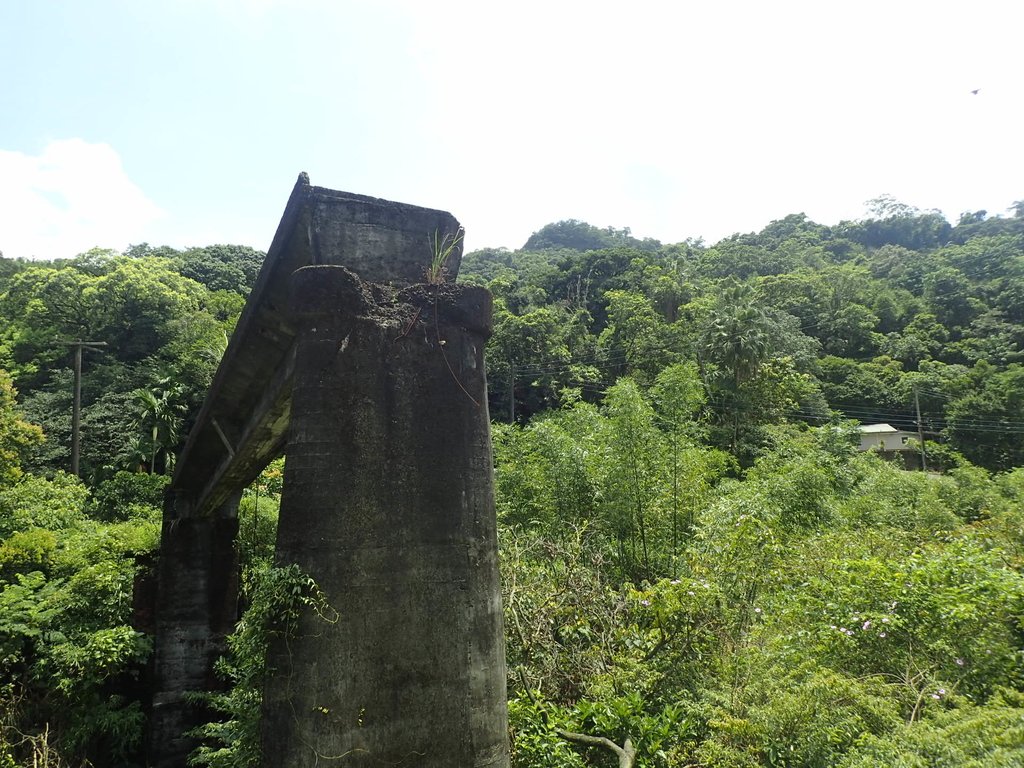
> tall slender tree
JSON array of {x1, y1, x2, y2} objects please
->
[{"x1": 132, "y1": 379, "x2": 186, "y2": 475}]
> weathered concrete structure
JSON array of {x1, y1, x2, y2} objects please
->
[{"x1": 148, "y1": 175, "x2": 508, "y2": 767}]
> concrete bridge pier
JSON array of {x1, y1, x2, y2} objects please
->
[
  {"x1": 149, "y1": 493, "x2": 241, "y2": 768},
  {"x1": 259, "y1": 264, "x2": 509, "y2": 767}
]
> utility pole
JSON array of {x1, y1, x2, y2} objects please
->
[
  {"x1": 63, "y1": 340, "x2": 106, "y2": 477},
  {"x1": 508, "y1": 361, "x2": 515, "y2": 423},
  {"x1": 913, "y1": 384, "x2": 928, "y2": 473}
]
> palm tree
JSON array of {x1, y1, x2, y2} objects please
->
[
  {"x1": 702, "y1": 283, "x2": 771, "y2": 387},
  {"x1": 700, "y1": 282, "x2": 773, "y2": 452},
  {"x1": 132, "y1": 378, "x2": 186, "y2": 475}
]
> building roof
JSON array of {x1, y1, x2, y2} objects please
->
[{"x1": 858, "y1": 423, "x2": 899, "y2": 433}]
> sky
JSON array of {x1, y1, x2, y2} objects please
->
[{"x1": 1, "y1": 0, "x2": 1022, "y2": 260}]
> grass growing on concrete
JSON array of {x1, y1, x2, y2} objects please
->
[{"x1": 426, "y1": 227, "x2": 464, "y2": 285}]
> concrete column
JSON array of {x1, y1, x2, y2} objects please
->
[
  {"x1": 260, "y1": 265, "x2": 508, "y2": 767},
  {"x1": 148, "y1": 493, "x2": 241, "y2": 768}
]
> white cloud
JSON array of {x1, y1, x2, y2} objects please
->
[
  {"x1": 0, "y1": 139, "x2": 164, "y2": 260},
  {"x1": 396, "y1": 0, "x2": 1024, "y2": 248}
]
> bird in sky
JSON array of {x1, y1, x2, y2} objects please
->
[{"x1": 970, "y1": 89, "x2": 981, "y2": 95}]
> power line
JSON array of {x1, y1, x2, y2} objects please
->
[
  {"x1": 497, "y1": 327, "x2": 1024, "y2": 435},
  {"x1": 520, "y1": 377, "x2": 1024, "y2": 436}
]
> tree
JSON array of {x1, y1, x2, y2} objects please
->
[
  {"x1": 487, "y1": 298, "x2": 600, "y2": 422},
  {"x1": 542, "y1": 247, "x2": 646, "y2": 332},
  {"x1": 597, "y1": 290, "x2": 677, "y2": 386},
  {"x1": 700, "y1": 282, "x2": 771, "y2": 392},
  {"x1": 601, "y1": 379, "x2": 666, "y2": 578},
  {"x1": 651, "y1": 363, "x2": 716, "y2": 564},
  {"x1": 923, "y1": 266, "x2": 979, "y2": 333},
  {"x1": 841, "y1": 197, "x2": 952, "y2": 250},
  {"x1": 0, "y1": 465, "x2": 159, "y2": 766},
  {"x1": 945, "y1": 363, "x2": 1024, "y2": 470},
  {"x1": 131, "y1": 379, "x2": 187, "y2": 475},
  {"x1": 0, "y1": 370, "x2": 43, "y2": 487},
  {"x1": 699, "y1": 281, "x2": 774, "y2": 454},
  {"x1": 523, "y1": 220, "x2": 659, "y2": 252},
  {"x1": 179, "y1": 244, "x2": 266, "y2": 296},
  {"x1": 879, "y1": 313, "x2": 948, "y2": 368},
  {"x1": 0, "y1": 265, "x2": 95, "y2": 384}
]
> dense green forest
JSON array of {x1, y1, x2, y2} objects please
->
[{"x1": 0, "y1": 198, "x2": 1022, "y2": 766}]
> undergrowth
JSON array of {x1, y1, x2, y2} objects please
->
[{"x1": 188, "y1": 564, "x2": 334, "y2": 768}]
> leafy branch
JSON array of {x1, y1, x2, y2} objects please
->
[{"x1": 518, "y1": 668, "x2": 637, "y2": 768}]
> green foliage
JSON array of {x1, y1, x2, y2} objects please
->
[
  {"x1": 190, "y1": 564, "x2": 336, "y2": 768},
  {"x1": 744, "y1": 447, "x2": 839, "y2": 532},
  {"x1": 493, "y1": 407, "x2": 603, "y2": 533},
  {"x1": 236, "y1": 459, "x2": 283, "y2": 572},
  {"x1": 178, "y1": 245, "x2": 265, "y2": 295},
  {"x1": 489, "y1": 299, "x2": 593, "y2": 418},
  {"x1": 0, "y1": 250, "x2": 246, "y2": 480},
  {"x1": 601, "y1": 379, "x2": 666, "y2": 576},
  {"x1": 494, "y1": 382, "x2": 731, "y2": 578},
  {"x1": 945, "y1": 363, "x2": 1024, "y2": 468},
  {"x1": 0, "y1": 372, "x2": 42, "y2": 488},
  {"x1": 700, "y1": 281, "x2": 772, "y2": 391},
  {"x1": 0, "y1": 560, "x2": 152, "y2": 764},
  {"x1": 0, "y1": 530, "x2": 57, "y2": 578},
  {"x1": 840, "y1": 689, "x2": 1024, "y2": 767},
  {"x1": 842, "y1": 197, "x2": 952, "y2": 250},
  {"x1": 694, "y1": 281, "x2": 828, "y2": 460},
  {"x1": 0, "y1": 241, "x2": 250, "y2": 764},
  {"x1": 523, "y1": 220, "x2": 659, "y2": 253},
  {"x1": 499, "y1": 373, "x2": 1024, "y2": 765},
  {"x1": 768, "y1": 534, "x2": 1024, "y2": 709},
  {"x1": 598, "y1": 290, "x2": 679, "y2": 385},
  {"x1": 0, "y1": 572, "x2": 63, "y2": 664},
  {"x1": 508, "y1": 697, "x2": 588, "y2": 768},
  {"x1": 502, "y1": 530, "x2": 705, "y2": 767},
  {"x1": 88, "y1": 470, "x2": 167, "y2": 522},
  {"x1": 697, "y1": 666, "x2": 900, "y2": 768},
  {"x1": 0, "y1": 461, "x2": 157, "y2": 766},
  {"x1": 0, "y1": 473, "x2": 88, "y2": 539},
  {"x1": 833, "y1": 455, "x2": 958, "y2": 533},
  {"x1": 41, "y1": 626, "x2": 151, "y2": 758},
  {"x1": 131, "y1": 378, "x2": 187, "y2": 475},
  {"x1": 3, "y1": 206, "x2": 1024, "y2": 764}
]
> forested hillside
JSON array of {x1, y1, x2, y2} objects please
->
[
  {"x1": 0, "y1": 199, "x2": 1022, "y2": 766},
  {"x1": 465, "y1": 198, "x2": 1024, "y2": 471}
]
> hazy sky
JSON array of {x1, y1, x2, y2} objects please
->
[{"x1": 1, "y1": 0, "x2": 1021, "y2": 260}]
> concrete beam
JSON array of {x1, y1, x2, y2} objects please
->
[{"x1": 169, "y1": 174, "x2": 463, "y2": 519}]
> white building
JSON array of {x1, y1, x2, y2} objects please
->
[{"x1": 857, "y1": 423, "x2": 918, "y2": 453}]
